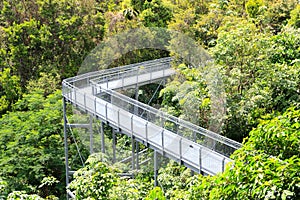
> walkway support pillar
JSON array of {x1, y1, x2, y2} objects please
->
[
  {"x1": 112, "y1": 128, "x2": 116, "y2": 163},
  {"x1": 136, "y1": 142, "x2": 139, "y2": 170},
  {"x1": 101, "y1": 121, "x2": 105, "y2": 153},
  {"x1": 63, "y1": 98, "x2": 69, "y2": 200},
  {"x1": 131, "y1": 136, "x2": 135, "y2": 171},
  {"x1": 154, "y1": 150, "x2": 158, "y2": 187},
  {"x1": 89, "y1": 115, "x2": 93, "y2": 154}
]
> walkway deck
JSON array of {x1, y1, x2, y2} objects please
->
[{"x1": 62, "y1": 57, "x2": 241, "y2": 175}]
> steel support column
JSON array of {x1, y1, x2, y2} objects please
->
[
  {"x1": 63, "y1": 98, "x2": 69, "y2": 200},
  {"x1": 134, "y1": 85, "x2": 139, "y2": 115},
  {"x1": 133, "y1": 85, "x2": 139, "y2": 170},
  {"x1": 112, "y1": 128, "x2": 116, "y2": 163},
  {"x1": 101, "y1": 121, "x2": 105, "y2": 153},
  {"x1": 136, "y1": 142, "x2": 139, "y2": 170},
  {"x1": 154, "y1": 150, "x2": 158, "y2": 187},
  {"x1": 89, "y1": 115, "x2": 93, "y2": 154},
  {"x1": 131, "y1": 136, "x2": 135, "y2": 171}
]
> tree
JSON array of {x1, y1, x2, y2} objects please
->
[
  {"x1": 288, "y1": 4, "x2": 300, "y2": 28},
  {"x1": 0, "y1": 68, "x2": 21, "y2": 114},
  {"x1": 160, "y1": 64, "x2": 210, "y2": 128},
  {"x1": 0, "y1": 89, "x2": 64, "y2": 198},
  {"x1": 145, "y1": 187, "x2": 166, "y2": 200},
  {"x1": 245, "y1": 0, "x2": 264, "y2": 18},
  {"x1": 139, "y1": 0, "x2": 173, "y2": 27},
  {"x1": 157, "y1": 160, "x2": 192, "y2": 199},
  {"x1": 69, "y1": 153, "x2": 117, "y2": 200},
  {"x1": 0, "y1": 0, "x2": 106, "y2": 88},
  {"x1": 188, "y1": 106, "x2": 300, "y2": 200}
]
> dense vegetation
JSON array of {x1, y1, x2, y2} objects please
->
[{"x1": 0, "y1": 0, "x2": 299, "y2": 199}]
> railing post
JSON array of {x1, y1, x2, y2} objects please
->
[
  {"x1": 117, "y1": 109, "x2": 120, "y2": 128},
  {"x1": 136, "y1": 67, "x2": 139, "y2": 85},
  {"x1": 199, "y1": 147, "x2": 202, "y2": 174},
  {"x1": 161, "y1": 113, "x2": 164, "y2": 128},
  {"x1": 134, "y1": 85, "x2": 139, "y2": 115},
  {"x1": 193, "y1": 131, "x2": 196, "y2": 142},
  {"x1": 84, "y1": 93, "x2": 86, "y2": 111},
  {"x1": 175, "y1": 119, "x2": 179, "y2": 135},
  {"x1": 179, "y1": 138, "x2": 182, "y2": 161},
  {"x1": 131, "y1": 115, "x2": 134, "y2": 135},
  {"x1": 105, "y1": 103, "x2": 108, "y2": 122},
  {"x1": 68, "y1": 85, "x2": 72, "y2": 101},
  {"x1": 74, "y1": 89, "x2": 77, "y2": 105},
  {"x1": 161, "y1": 130, "x2": 164, "y2": 152},
  {"x1": 94, "y1": 97, "x2": 97, "y2": 115},
  {"x1": 222, "y1": 157, "x2": 226, "y2": 172},
  {"x1": 145, "y1": 122, "x2": 148, "y2": 143}
]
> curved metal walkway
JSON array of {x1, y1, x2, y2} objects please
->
[{"x1": 62, "y1": 57, "x2": 241, "y2": 177}]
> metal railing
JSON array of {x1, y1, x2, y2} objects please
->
[
  {"x1": 62, "y1": 57, "x2": 242, "y2": 175},
  {"x1": 64, "y1": 57, "x2": 172, "y2": 89}
]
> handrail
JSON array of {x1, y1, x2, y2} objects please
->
[
  {"x1": 62, "y1": 81, "x2": 235, "y2": 161},
  {"x1": 62, "y1": 57, "x2": 242, "y2": 162},
  {"x1": 96, "y1": 87, "x2": 241, "y2": 151},
  {"x1": 64, "y1": 57, "x2": 172, "y2": 85}
]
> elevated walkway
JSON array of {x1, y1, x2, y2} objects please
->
[{"x1": 62, "y1": 57, "x2": 241, "y2": 177}]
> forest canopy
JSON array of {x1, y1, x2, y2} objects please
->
[{"x1": 0, "y1": 0, "x2": 299, "y2": 199}]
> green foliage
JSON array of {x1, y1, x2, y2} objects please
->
[
  {"x1": 69, "y1": 153, "x2": 118, "y2": 200},
  {"x1": 188, "y1": 107, "x2": 300, "y2": 200},
  {"x1": 7, "y1": 191, "x2": 44, "y2": 200},
  {"x1": 246, "y1": 0, "x2": 264, "y2": 18},
  {"x1": 0, "y1": 0, "x2": 105, "y2": 89},
  {"x1": 267, "y1": 27, "x2": 300, "y2": 65},
  {"x1": 160, "y1": 64, "x2": 210, "y2": 127},
  {"x1": 26, "y1": 72, "x2": 61, "y2": 97},
  {"x1": 139, "y1": 0, "x2": 173, "y2": 27},
  {"x1": 209, "y1": 21, "x2": 300, "y2": 141},
  {"x1": 0, "y1": 178, "x2": 9, "y2": 199},
  {"x1": 0, "y1": 68, "x2": 21, "y2": 114},
  {"x1": 245, "y1": 107, "x2": 300, "y2": 160},
  {"x1": 145, "y1": 187, "x2": 166, "y2": 200},
  {"x1": 288, "y1": 4, "x2": 300, "y2": 28},
  {"x1": 109, "y1": 177, "x2": 153, "y2": 200},
  {"x1": 0, "y1": 90, "x2": 64, "y2": 198},
  {"x1": 157, "y1": 160, "x2": 192, "y2": 199},
  {"x1": 261, "y1": 0, "x2": 297, "y2": 33},
  {"x1": 1, "y1": 0, "x2": 300, "y2": 199},
  {"x1": 190, "y1": 150, "x2": 299, "y2": 199}
]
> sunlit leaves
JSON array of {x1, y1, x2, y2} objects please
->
[
  {"x1": 0, "y1": 90, "x2": 64, "y2": 198},
  {"x1": 0, "y1": 68, "x2": 21, "y2": 114},
  {"x1": 246, "y1": 107, "x2": 300, "y2": 160},
  {"x1": 288, "y1": 4, "x2": 300, "y2": 28},
  {"x1": 69, "y1": 153, "x2": 118, "y2": 200}
]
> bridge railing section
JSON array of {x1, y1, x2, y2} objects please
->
[
  {"x1": 89, "y1": 57, "x2": 173, "y2": 89},
  {"x1": 62, "y1": 56, "x2": 242, "y2": 174},
  {"x1": 92, "y1": 85, "x2": 241, "y2": 157},
  {"x1": 64, "y1": 57, "x2": 172, "y2": 89},
  {"x1": 62, "y1": 81, "x2": 236, "y2": 174}
]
